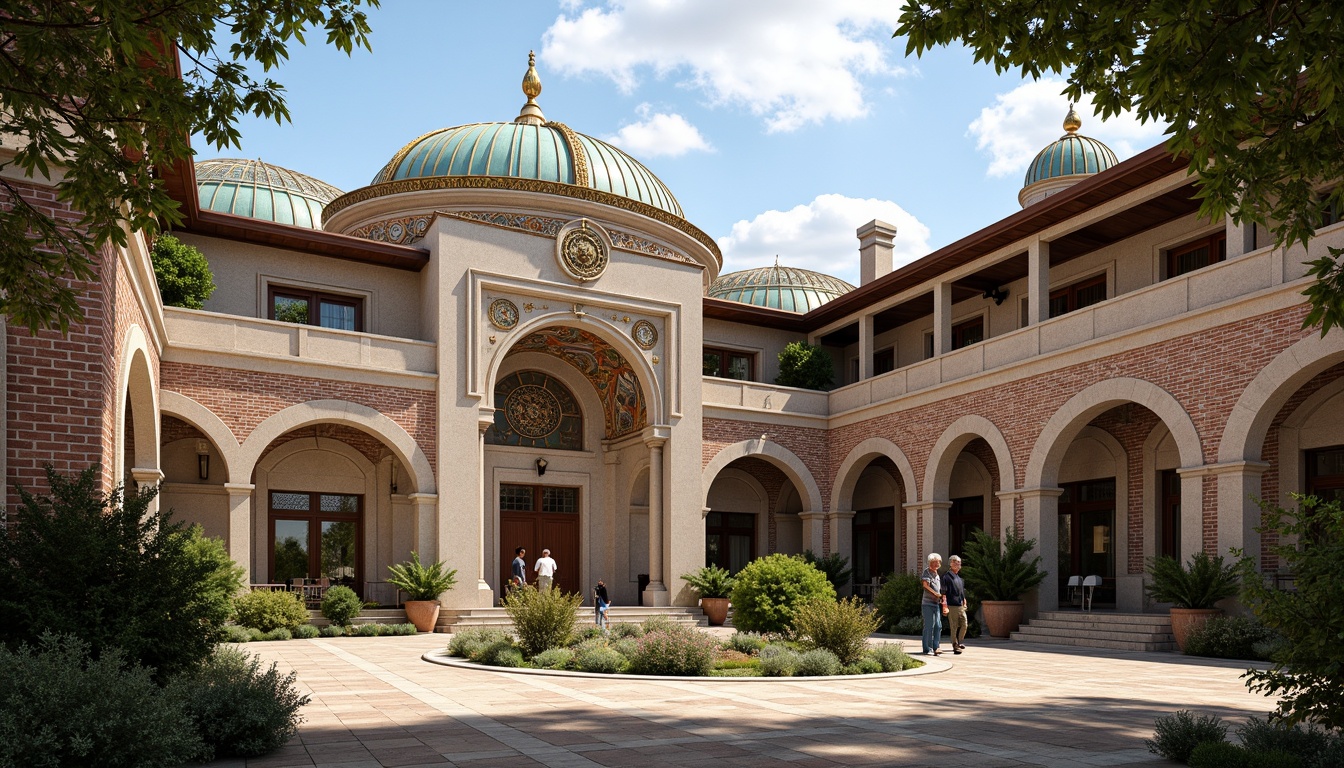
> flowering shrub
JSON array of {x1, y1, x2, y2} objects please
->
[{"x1": 628, "y1": 627, "x2": 718, "y2": 676}]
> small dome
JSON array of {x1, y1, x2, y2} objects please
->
[
  {"x1": 1020, "y1": 106, "x2": 1119, "y2": 207},
  {"x1": 195, "y1": 158, "x2": 343, "y2": 228},
  {"x1": 709, "y1": 262, "x2": 855, "y2": 313}
]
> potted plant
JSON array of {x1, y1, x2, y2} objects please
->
[
  {"x1": 681, "y1": 565, "x2": 736, "y2": 625},
  {"x1": 960, "y1": 528, "x2": 1048, "y2": 637},
  {"x1": 1145, "y1": 551, "x2": 1239, "y2": 651},
  {"x1": 387, "y1": 552, "x2": 457, "y2": 633}
]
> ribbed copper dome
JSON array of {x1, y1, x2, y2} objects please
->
[
  {"x1": 195, "y1": 158, "x2": 343, "y2": 229},
  {"x1": 709, "y1": 264, "x2": 855, "y2": 313}
]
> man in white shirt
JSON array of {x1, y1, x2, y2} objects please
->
[{"x1": 534, "y1": 548, "x2": 558, "y2": 591}]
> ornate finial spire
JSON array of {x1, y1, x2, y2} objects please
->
[
  {"x1": 1063, "y1": 103, "x2": 1082, "y2": 134},
  {"x1": 774, "y1": 255, "x2": 780, "y2": 267},
  {"x1": 516, "y1": 50, "x2": 546, "y2": 125}
]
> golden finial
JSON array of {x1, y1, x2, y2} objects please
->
[
  {"x1": 516, "y1": 50, "x2": 545, "y2": 125},
  {"x1": 1063, "y1": 103, "x2": 1082, "y2": 134}
]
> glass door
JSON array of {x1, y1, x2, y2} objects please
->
[
  {"x1": 269, "y1": 491, "x2": 362, "y2": 594},
  {"x1": 1057, "y1": 478, "x2": 1115, "y2": 605},
  {"x1": 706, "y1": 511, "x2": 755, "y2": 574}
]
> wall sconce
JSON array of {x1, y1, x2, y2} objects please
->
[
  {"x1": 983, "y1": 286, "x2": 1009, "y2": 305},
  {"x1": 195, "y1": 440, "x2": 210, "y2": 480},
  {"x1": 536, "y1": 457, "x2": 548, "y2": 476},
  {"x1": 390, "y1": 462, "x2": 399, "y2": 494}
]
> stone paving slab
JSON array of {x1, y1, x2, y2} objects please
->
[{"x1": 211, "y1": 633, "x2": 1275, "y2": 767}]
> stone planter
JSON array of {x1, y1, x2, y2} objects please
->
[
  {"x1": 403, "y1": 600, "x2": 441, "y2": 633},
  {"x1": 981, "y1": 600, "x2": 1025, "y2": 638},
  {"x1": 700, "y1": 597, "x2": 730, "y2": 626},
  {"x1": 1169, "y1": 607, "x2": 1221, "y2": 651}
]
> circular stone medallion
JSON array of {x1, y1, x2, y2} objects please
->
[
  {"x1": 504, "y1": 384, "x2": 562, "y2": 439},
  {"x1": 631, "y1": 319, "x2": 658, "y2": 349},
  {"x1": 559, "y1": 225, "x2": 609, "y2": 281},
  {"x1": 489, "y1": 298, "x2": 519, "y2": 330}
]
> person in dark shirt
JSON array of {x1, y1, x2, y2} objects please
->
[
  {"x1": 511, "y1": 546, "x2": 527, "y2": 589},
  {"x1": 593, "y1": 579, "x2": 610, "y2": 629},
  {"x1": 942, "y1": 554, "x2": 968, "y2": 653}
]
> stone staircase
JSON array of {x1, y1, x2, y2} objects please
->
[
  {"x1": 1010, "y1": 611, "x2": 1176, "y2": 652},
  {"x1": 434, "y1": 606, "x2": 708, "y2": 633}
]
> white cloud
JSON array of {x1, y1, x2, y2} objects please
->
[
  {"x1": 969, "y1": 78, "x2": 1169, "y2": 178},
  {"x1": 603, "y1": 104, "x2": 712, "y2": 157},
  {"x1": 716, "y1": 194, "x2": 931, "y2": 285},
  {"x1": 542, "y1": 1, "x2": 905, "y2": 132}
]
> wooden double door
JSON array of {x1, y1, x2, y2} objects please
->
[{"x1": 498, "y1": 483, "x2": 581, "y2": 596}]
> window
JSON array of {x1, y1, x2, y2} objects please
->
[
  {"x1": 500, "y1": 483, "x2": 580, "y2": 513},
  {"x1": 1159, "y1": 469, "x2": 1181, "y2": 561},
  {"x1": 951, "y1": 317, "x2": 984, "y2": 349},
  {"x1": 705, "y1": 511, "x2": 755, "y2": 574},
  {"x1": 269, "y1": 490, "x2": 362, "y2": 593},
  {"x1": 1166, "y1": 233, "x2": 1226, "y2": 279},
  {"x1": 923, "y1": 332, "x2": 934, "y2": 360},
  {"x1": 873, "y1": 347, "x2": 895, "y2": 375},
  {"x1": 1320, "y1": 189, "x2": 1343, "y2": 229},
  {"x1": 487, "y1": 370, "x2": 583, "y2": 451},
  {"x1": 1306, "y1": 446, "x2": 1344, "y2": 504},
  {"x1": 703, "y1": 346, "x2": 753, "y2": 380},
  {"x1": 269, "y1": 285, "x2": 364, "y2": 331},
  {"x1": 1049, "y1": 274, "x2": 1107, "y2": 318}
]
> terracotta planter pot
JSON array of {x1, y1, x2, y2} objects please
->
[
  {"x1": 700, "y1": 597, "x2": 730, "y2": 626},
  {"x1": 1169, "y1": 607, "x2": 1221, "y2": 651},
  {"x1": 981, "y1": 600, "x2": 1025, "y2": 638},
  {"x1": 403, "y1": 600, "x2": 441, "y2": 633}
]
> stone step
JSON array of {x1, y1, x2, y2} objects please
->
[
  {"x1": 1025, "y1": 618, "x2": 1174, "y2": 634},
  {"x1": 1036, "y1": 611, "x2": 1172, "y2": 627},
  {"x1": 1013, "y1": 625, "x2": 1173, "y2": 644},
  {"x1": 1010, "y1": 610, "x2": 1176, "y2": 652},
  {"x1": 1010, "y1": 632, "x2": 1177, "y2": 652},
  {"x1": 308, "y1": 609, "x2": 407, "y2": 627}
]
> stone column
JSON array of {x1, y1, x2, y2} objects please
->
[
  {"x1": 408, "y1": 493, "x2": 439, "y2": 563},
  {"x1": 1020, "y1": 486, "x2": 1063, "y2": 612},
  {"x1": 643, "y1": 427, "x2": 670, "y2": 607},
  {"x1": 933, "y1": 281, "x2": 953, "y2": 355},
  {"x1": 223, "y1": 482, "x2": 254, "y2": 581},
  {"x1": 1174, "y1": 466, "x2": 1207, "y2": 560},
  {"x1": 1178, "y1": 460, "x2": 1269, "y2": 560},
  {"x1": 472, "y1": 408, "x2": 496, "y2": 606},
  {"x1": 902, "y1": 503, "x2": 920, "y2": 572},
  {"x1": 857, "y1": 315, "x2": 874, "y2": 382},
  {"x1": 1027, "y1": 238, "x2": 1050, "y2": 325},
  {"x1": 828, "y1": 508, "x2": 856, "y2": 596},
  {"x1": 130, "y1": 468, "x2": 163, "y2": 516},
  {"x1": 799, "y1": 511, "x2": 827, "y2": 555}
]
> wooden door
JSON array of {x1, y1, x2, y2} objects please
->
[{"x1": 498, "y1": 483, "x2": 581, "y2": 596}]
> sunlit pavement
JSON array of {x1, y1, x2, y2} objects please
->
[{"x1": 213, "y1": 631, "x2": 1272, "y2": 767}]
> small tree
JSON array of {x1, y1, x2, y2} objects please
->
[
  {"x1": 500, "y1": 585, "x2": 582, "y2": 657},
  {"x1": 775, "y1": 341, "x2": 834, "y2": 390},
  {"x1": 729, "y1": 554, "x2": 836, "y2": 634},
  {"x1": 150, "y1": 234, "x2": 216, "y2": 309},
  {"x1": 1237, "y1": 495, "x2": 1344, "y2": 729}
]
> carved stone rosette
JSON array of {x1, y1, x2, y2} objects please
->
[{"x1": 555, "y1": 218, "x2": 612, "y2": 282}]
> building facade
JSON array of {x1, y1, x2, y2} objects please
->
[{"x1": 5, "y1": 66, "x2": 1343, "y2": 619}]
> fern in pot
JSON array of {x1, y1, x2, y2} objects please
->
[
  {"x1": 387, "y1": 552, "x2": 457, "y2": 633},
  {"x1": 681, "y1": 565, "x2": 736, "y2": 625},
  {"x1": 960, "y1": 528, "x2": 1047, "y2": 637},
  {"x1": 1145, "y1": 551, "x2": 1239, "y2": 651}
]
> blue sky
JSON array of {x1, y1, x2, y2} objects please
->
[{"x1": 197, "y1": 1, "x2": 1168, "y2": 285}]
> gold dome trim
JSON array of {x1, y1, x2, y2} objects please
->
[{"x1": 546, "y1": 121, "x2": 590, "y2": 188}]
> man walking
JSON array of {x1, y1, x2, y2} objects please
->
[
  {"x1": 510, "y1": 546, "x2": 527, "y2": 589},
  {"x1": 534, "y1": 548, "x2": 558, "y2": 591},
  {"x1": 943, "y1": 554, "x2": 968, "y2": 654}
]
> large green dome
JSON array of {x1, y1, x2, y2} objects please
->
[
  {"x1": 709, "y1": 263, "x2": 855, "y2": 313},
  {"x1": 370, "y1": 121, "x2": 682, "y2": 217},
  {"x1": 195, "y1": 158, "x2": 343, "y2": 228}
]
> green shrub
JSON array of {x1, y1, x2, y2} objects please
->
[
  {"x1": 501, "y1": 584, "x2": 583, "y2": 656},
  {"x1": 713, "y1": 658, "x2": 760, "y2": 671},
  {"x1": 895, "y1": 615, "x2": 924, "y2": 635},
  {"x1": 802, "y1": 550, "x2": 852, "y2": 590},
  {"x1": 292, "y1": 624, "x2": 320, "y2": 639},
  {"x1": 709, "y1": 668, "x2": 760, "y2": 677},
  {"x1": 1236, "y1": 717, "x2": 1330, "y2": 766},
  {"x1": 261, "y1": 627, "x2": 292, "y2": 642},
  {"x1": 866, "y1": 643, "x2": 917, "y2": 672},
  {"x1": 0, "y1": 634, "x2": 203, "y2": 767},
  {"x1": 319, "y1": 625, "x2": 345, "y2": 638},
  {"x1": 352, "y1": 623, "x2": 385, "y2": 637},
  {"x1": 792, "y1": 597, "x2": 879, "y2": 665},
  {"x1": 224, "y1": 625, "x2": 254, "y2": 643},
  {"x1": 1188, "y1": 741, "x2": 1248, "y2": 768},
  {"x1": 1147, "y1": 551, "x2": 1241, "y2": 609},
  {"x1": 848, "y1": 657, "x2": 883, "y2": 674},
  {"x1": 961, "y1": 528, "x2": 1047, "y2": 602},
  {"x1": 875, "y1": 572, "x2": 923, "y2": 631},
  {"x1": 479, "y1": 640, "x2": 525, "y2": 668},
  {"x1": 758, "y1": 645, "x2": 799, "y2": 677},
  {"x1": 681, "y1": 564, "x2": 736, "y2": 598},
  {"x1": 641, "y1": 615, "x2": 676, "y2": 634},
  {"x1": 247, "y1": 627, "x2": 266, "y2": 642},
  {"x1": 0, "y1": 467, "x2": 237, "y2": 680},
  {"x1": 729, "y1": 554, "x2": 836, "y2": 634},
  {"x1": 386, "y1": 551, "x2": 457, "y2": 601},
  {"x1": 725, "y1": 631, "x2": 767, "y2": 654},
  {"x1": 794, "y1": 648, "x2": 841, "y2": 676},
  {"x1": 569, "y1": 625, "x2": 605, "y2": 644},
  {"x1": 573, "y1": 641, "x2": 625, "y2": 673},
  {"x1": 1146, "y1": 710, "x2": 1227, "y2": 763},
  {"x1": 320, "y1": 586, "x2": 363, "y2": 627},
  {"x1": 235, "y1": 590, "x2": 309, "y2": 633},
  {"x1": 1184, "y1": 616, "x2": 1280, "y2": 660},
  {"x1": 611, "y1": 637, "x2": 638, "y2": 658},
  {"x1": 628, "y1": 627, "x2": 718, "y2": 676},
  {"x1": 387, "y1": 623, "x2": 418, "y2": 636},
  {"x1": 532, "y1": 647, "x2": 574, "y2": 669},
  {"x1": 448, "y1": 628, "x2": 512, "y2": 658},
  {"x1": 609, "y1": 622, "x2": 644, "y2": 639},
  {"x1": 775, "y1": 341, "x2": 834, "y2": 390},
  {"x1": 181, "y1": 525, "x2": 246, "y2": 623},
  {"x1": 151, "y1": 234, "x2": 216, "y2": 309},
  {"x1": 168, "y1": 646, "x2": 309, "y2": 760}
]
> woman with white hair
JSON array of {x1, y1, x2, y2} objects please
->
[{"x1": 920, "y1": 552, "x2": 945, "y2": 655}]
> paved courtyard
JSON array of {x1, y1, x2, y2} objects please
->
[{"x1": 217, "y1": 632, "x2": 1274, "y2": 768}]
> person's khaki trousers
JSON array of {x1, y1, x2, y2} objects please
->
[{"x1": 947, "y1": 604, "x2": 968, "y2": 644}]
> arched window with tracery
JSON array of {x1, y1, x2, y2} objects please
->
[{"x1": 487, "y1": 370, "x2": 584, "y2": 450}]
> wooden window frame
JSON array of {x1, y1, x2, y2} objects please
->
[
  {"x1": 951, "y1": 316, "x2": 985, "y2": 350},
  {"x1": 267, "y1": 490, "x2": 364, "y2": 593},
  {"x1": 873, "y1": 347, "x2": 895, "y2": 375},
  {"x1": 1049, "y1": 274, "x2": 1108, "y2": 319},
  {"x1": 268, "y1": 285, "x2": 365, "y2": 332},
  {"x1": 1166, "y1": 232, "x2": 1227, "y2": 279},
  {"x1": 702, "y1": 345, "x2": 755, "y2": 381},
  {"x1": 499, "y1": 483, "x2": 581, "y2": 514}
]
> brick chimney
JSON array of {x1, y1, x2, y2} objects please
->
[{"x1": 857, "y1": 219, "x2": 897, "y2": 286}]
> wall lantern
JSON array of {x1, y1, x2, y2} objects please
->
[
  {"x1": 195, "y1": 440, "x2": 210, "y2": 480},
  {"x1": 536, "y1": 457, "x2": 548, "y2": 476}
]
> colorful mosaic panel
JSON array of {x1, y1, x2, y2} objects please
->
[
  {"x1": 506, "y1": 326, "x2": 647, "y2": 438},
  {"x1": 487, "y1": 370, "x2": 583, "y2": 451}
]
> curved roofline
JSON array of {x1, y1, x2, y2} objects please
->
[{"x1": 323, "y1": 174, "x2": 720, "y2": 262}]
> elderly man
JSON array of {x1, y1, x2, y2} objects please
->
[
  {"x1": 533, "y1": 548, "x2": 558, "y2": 591},
  {"x1": 943, "y1": 555, "x2": 968, "y2": 654},
  {"x1": 921, "y1": 552, "x2": 945, "y2": 656}
]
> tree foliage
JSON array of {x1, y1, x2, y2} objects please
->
[
  {"x1": 0, "y1": 1, "x2": 379, "y2": 333},
  {"x1": 775, "y1": 341, "x2": 834, "y2": 390},
  {"x1": 1238, "y1": 495, "x2": 1344, "y2": 730},
  {"x1": 729, "y1": 553, "x2": 836, "y2": 634},
  {"x1": 150, "y1": 234, "x2": 215, "y2": 309},
  {"x1": 897, "y1": 1, "x2": 1344, "y2": 335}
]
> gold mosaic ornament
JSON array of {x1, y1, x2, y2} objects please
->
[
  {"x1": 559, "y1": 220, "x2": 608, "y2": 282},
  {"x1": 505, "y1": 384, "x2": 563, "y2": 439},
  {"x1": 632, "y1": 319, "x2": 658, "y2": 350},
  {"x1": 489, "y1": 298, "x2": 520, "y2": 330}
]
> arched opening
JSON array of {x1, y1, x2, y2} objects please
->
[
  {"x1": 702, "y1": 441, "x2": 824, "y2": 573},
  {"x1": 924, "y1": 417, "x2": 1013, "y2": 573}
]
